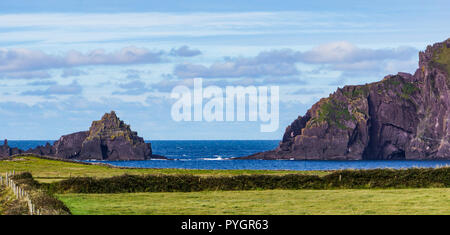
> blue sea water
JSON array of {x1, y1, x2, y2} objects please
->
[{"x1": 6, "y1": 140, "x2": 450, "y2": 171}]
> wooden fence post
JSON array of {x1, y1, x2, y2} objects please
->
[
  {"x1": 28, "y1": 200, "x2": 33, "y2": 215},
  {"x1": 3, "y1": 171, "x2": 40, "y2": 215}
]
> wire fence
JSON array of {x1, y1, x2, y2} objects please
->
[{"x1": 0, "y1": 171, "x2": 40, "y2": 215}]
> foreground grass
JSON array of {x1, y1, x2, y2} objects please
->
[
  {"x1": 0, "y1": 186, "x2": 28, "y2": 215},
  {"x1": 0, "y1": 187, "x2": 11, "y2": 215},
  {"x1": 0, "y1": 156, "x2": 328, "y2": 183},
  {"x1": 57, "y1": 188, "x2": 450, "y2": 215}
]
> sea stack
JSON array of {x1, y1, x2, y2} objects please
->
[
  {"x1": 0, "y1": 139, "x2": 10, "y2": 159},
  {"x1": 1, "y1": 111, "x2": 161, "y2": 160},
  {"x1": 240, "y1": 38, "x2": 450, "y2": 160},
  {"x1": 53, "y1": 111, "x2": 154, "y2": 160},
  {"x1": 0, "y1": 139, "x2": 22, "y2": 159}
]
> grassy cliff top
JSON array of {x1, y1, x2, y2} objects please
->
[
  {"x1": 86, "y1": 111, "x2": 137, "y2": 143},
  {"x1": 433, "y1": 39, "x2": 450, "y2": 75}
]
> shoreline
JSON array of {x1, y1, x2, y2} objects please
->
[{"x1": 3, "y1": 154, "x2": 450, "y2": 173}]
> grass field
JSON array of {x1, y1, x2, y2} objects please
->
[
  {"x1": 57, "y1": 188, "x2": 450, "y2": 215},
  {"x1": 0, "y1": 186, "x2": 28, "y2": 215},
  {"x1": 0, "y1": 156, "x2": 328, "y2": 183},
  {"x1": 2, "y1": 156, "x2": 449, "y2": 215},
  {"x1": 0, "y1": 187, "x2": 12, "y2": 214}
]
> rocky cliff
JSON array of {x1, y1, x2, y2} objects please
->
[
  {"x1": 0, "y1": 139, "x2": 22, "y2": 158},
  {"x1": 0, "y1": 111, "x2": 163, "y2": 160},
  {"x1": 240, "y1": 38, "x2": 450, "y2": 160}
]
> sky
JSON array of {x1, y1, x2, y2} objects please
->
[{"x1": 0, "y1": 0, "x2": 449, "y2": 140}]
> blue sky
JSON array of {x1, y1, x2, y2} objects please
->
[{"x1": 0, "y1": 1, "x2": 449, "y2": 140}]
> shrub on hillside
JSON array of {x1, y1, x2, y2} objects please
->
[{"x1": 44, "y1": 167, "x2": 450, "y2": 194}]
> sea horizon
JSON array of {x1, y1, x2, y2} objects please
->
[{"x1": 5, "y1": 140, "x2": 450, "y2": 171}]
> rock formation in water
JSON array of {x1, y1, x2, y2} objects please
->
[
  {"x1": 240, "y1": 38, "x2": 450, "y2": 160},
  {"x1": 0, "y1": 111, "x2": 164, "y2": 160},
  {"x1": 0, "y1": 139, "x2": 22, "y2": 159}
]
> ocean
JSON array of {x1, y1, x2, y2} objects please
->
[{"x1": 6, "y1": 140, "x2": 450, "y2": 171}]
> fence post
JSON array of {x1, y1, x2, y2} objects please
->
[
  {"x1": 4, "y1": 171, "x2": 40, "y2": 215},
  {"x1": 28, "y1": 200, "x2": 32, "y2": 215}
]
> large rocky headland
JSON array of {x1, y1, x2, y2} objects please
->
[
  {"x1": 0, "y1": 111, "x2": 165, "y2": 160},
  {"x1": 239, "y1": 38, "x2": 450, "y2": 160}
]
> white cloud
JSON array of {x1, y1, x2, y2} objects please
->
[
  {"x1": 173, "y1": 42, "x2": 417, "y2": 79},
  {"x1": 301, "y1": 41, "x2": 417, "y2": 64},
  {"x1": 0, "y1": 70, "x2": 51, "y2": 79},
  {"x1": 22, "y1": 80, "x2": 83, "y2": 96},
  {"x1": 26, "y1": 80, "x2": 57, "y2": 86},
  {"x1": 61, "y1": 69, "x2": 88, "y2": 78},
  {"x1": 0, "y1": 47, "x2": 164, "y2": 73},
  {"x1": 174, "y1": 49, "x2": 301, "y2": 79},
  {"x1": 113, "y1": 80, "x2": 150, "y2": 95},
  {"x1": 170, "y1": 46, "x2": 202, "y2": 57},
  {"x1": 0, "y1": 12, "x2": 387, "y2": 45}
]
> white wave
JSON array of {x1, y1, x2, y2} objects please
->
[{"x1": 201, "y1": 156, "x2": 231, "y2": 160}]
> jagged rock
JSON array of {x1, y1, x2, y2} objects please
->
[
  {"x1": 240, "y1": 38, "x2": 450, "y2": 160},
  {"x1": 26, "y1": 142, "x2": 55, "y2": 156},
  {"x1": 1, "y1": 111, "x2": 162, "y2": 160},
  {"x1": 53, "y1": 111, "x2": 155, "y2": 160},
  {"x1": 0, "y1": 139, "x2": 23, "y2": 159},
  {"x1": 0, "y1": 139, "x2": 11, "y2": 159},
  {"x1": 53, "y1": 131, "x2": 89, "y2": 159}
]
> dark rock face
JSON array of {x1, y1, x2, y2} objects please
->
[
  {"x1": 0, "y1": 111, "x2": 161, "y2": 160},
  {"x1": 53, "y1": 111, "x2": 154, "y2": 160},
  {"x1": 27, "y1": 142, "x2": 55, "y2": 156},
  {"x1": 241, "y1": 39, "x2": 450, "y2": 160},
  {"x1": 0, "y1": 139, "x2": 12, "y2": 159},
  {"x1": 53, "y1": 131, "x2": 90, "y2": 159},
  {"x1": 0, "y1": 139, "x2": 23, "y2": 159}
]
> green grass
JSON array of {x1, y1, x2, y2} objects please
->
[
  {"x1": 434, "y1": 41, "x2": 450, "y2": 75},
  {"x1": 308, "y1": 99, "x2": 354, "y2": 130},
  {"x1": 0, "y1": 156, "x2": 329, "y2": 183},
  {"x1": 0, "y1": 186, "x2": 12, "y2": 215},
  {"x1": 0, "y1": 186, "x2": 28, "y2": 215},
  {"x1": 57, "y1": 188, "x2": 450, "y2": 215},
  {"x1": 401, "y1": 82, "x2": 420, "y2": 100},
  {"x1": 343, "y1": 86, "x2": 369, "y2": 98},
  {"x1": 317, "y1": 100, "x2": 354, "y2": 130},
  {"x1": 382, "y1": 76, "x2": 401, "y2": 86},
  {"x1": 4, "y1": 156, "x2": 449, "y2": 215}
]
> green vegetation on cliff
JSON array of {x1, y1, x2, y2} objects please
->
[
  {"x1": 86, "y1": 111, "x2": 134, "y2": 143},
  {"x1": 434, "y1": 42, "x2": 450, "y2": 75},
  {"x1": 343, "y1": 86, "x2": 369, "y2": 99},
  {"x1": 401, "y1": 82, "x2": 420, "y2": 100},
  {"x1": 313, "y1": 99, "x2": 354, "y2": 130}
]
